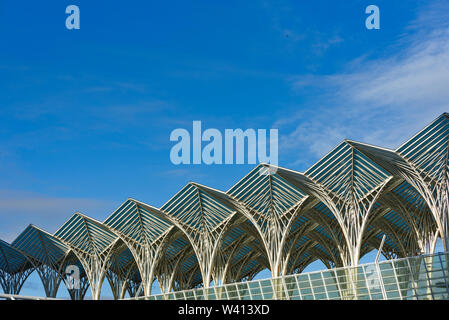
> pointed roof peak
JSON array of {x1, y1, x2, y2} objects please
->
[{"x1": 345, "y1": 139, "x2": 396, "y2": 153}]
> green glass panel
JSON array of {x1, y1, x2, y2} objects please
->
[
  {"x1": 371, "y1": 293, "x2": 384, "y2": 300},
  {"x1": 214, "y1": 286, "x2": 227, "y2": 299},
  {"x1": 205, "y1": 288, "x2": 216, "y2": 300},
  {"x1": 284, "y1": 276, "x2": 299, "y2": 300},
  {"x1": 185, "y1": 291, "x2": 195, "y2": 299},
  {"x1": 358, "y1": 293, "x2": 370, "y2": 300},
  {"x1": 260, "y1": 281, "x2": 274, "y2": 299},
  {"x1": 309, "y1": 273, "x2": 322, "y2": 280},
  {"x1": 225, "y1": 284, "x2": 239, "y2": 300},
  {"x1": 195, "y1": 289, "x2": 204, "y2": 300},
  {"x1": 175, "y1": 292, "x2": 184, "y2": 299},
  {"x1": 327, "y1": 291, "x2": 340, "y2": 299},
  {"x1": 301, "y1": 288, "x2": 312, "y2": 295},
  {"x1": 296, "y1": 274, "x2": 309, "y2": 283},
  {"x1": 237, "y1": 283, "x2": 249, "y2": 298},
  {"x1": 314, "y1": 293, "x2": 326, "y2": 300},
  {"x1": 385, "y1": 290, "x2": 400, "y2": 299},
  {"x1": 248, "y1": 282, "x2": 262, "y2": 299},
  {"x1": 259, "y1": 279, "x2": 272, "y2": 287},
  {"x1": 312, "y1": 284, "x2": 325, "y2": 294}
]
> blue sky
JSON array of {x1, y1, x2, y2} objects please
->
[{"x1": 1, "y1": 0, "x2": 449, "y2": 298}]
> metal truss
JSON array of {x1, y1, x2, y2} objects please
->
[
  {"x1": 127, "y1": 278, "x2": 143, "y2": 298},
  {"x1": 54, "y1": 213, "x2": 121, "y2": 300},
  {"x1": 68, "y1": 274, "x2": 90, "y2": 300},
  {"x1": 213, "y1": 235, "x2": 249, "y2": 285},
  {"x1": 0, "y1": 240, "x2": 33, "y2": 295},
  {"x1": 156, "y1": 244, "x2": 192, "y2": 294},
  {"x1": 2, "y1": 113, "x2": 449, "y2": 299},
  {"x1": 379, "y1": 187, "x2": 437, "y2": 255},
  {"x1": 0, "y1": 268, "x2": 34, "y2": 295},
  {"x1": 105, "y1": 243, "x2": 140, "y2": 299},
  {"x1": 227, "y1": 164, "x2": 313, "y2": 277},
  {"x1": 60, "y1": 251, "x2": 90, "y2": 300},
  {"x1": 303, "y1": 142, "x2": 394, "y2": 266},
  {"x1": 346, "y1": 125, "x2": 449, "y2": 252},
  {"x1": 276, "y1": 159, "x2": 391, "y2": 266},
  {"x1": 395, "y1": 114, "x2": 449, "y2": 251},
  {"x1": 12, "y1": 225, "x2": 69, "y2": 298},
  {"x1": 157, "y1": 183, "x2": 239, "y2": 289},
  {"x1": 104, "y1": 199, "x2": 176, "y2": 297}
]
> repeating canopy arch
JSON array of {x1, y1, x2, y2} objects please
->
[
  {"x1": 303, "y1": 141, "x2": 393, "y2": 266},
  {"x1": 12, "y1": 225, "x2": 69, "y2": 297},
  {"x1": 345, "y1": 138, "x2": 445, "y2": 251},
  {"x1": 54, "y1": 213, "x2": 121, "y2": 300},
  {"x1": 1, "y1": 113, "x2": 448, "y2": 299},
  {"x1": 0, "y1": 239, "x2": 34, "y2": 295},
  {"x1": 104, "y1": 199, "x2": 176, "y2": 296},
  {"x1": 227, "y1": 164, "x2": 312, "y2": 277},
  {"x1": 158, "y1": 182, "x2": 240, "y2": 288}
]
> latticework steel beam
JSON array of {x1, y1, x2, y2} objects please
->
[
  {"x1": 0, "y1": 239, "x2": 34, "y2": 295},
  {"x1": 11, "y1": 225, "x2": 69, "y2": 298},
  {"x1": 157, "y1": 183, "x2": 239, "y2": 288},
  {"x1": 2, "y1": 113, "x2": 449, "y2": 299},
  {"x1": 54, "y1": 213, "x2": 121, "y2": 300},
  {"x1": 104, "y1": 199, "x2": 176, "y2": 297}
]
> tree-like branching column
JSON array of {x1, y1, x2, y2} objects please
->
[
  {"x1": 54, "y1": 213, "x2": 121, "y2": 300},
  {"x1": 127, "y1": 278, "x2": 143, "y2": 298},
  {"x1": 156, "y1": 244, "x2": 192, "y2": 295},
  {"x1": 0, "y1": 239, "x2": 34, "y2": 294},
  {"x1": 158, "y1": 247, "x2": 203, "y2": 294},
  {"x1": 303, "y1": 204, "x2": 347, "y2": 267},
  {"x1": 223, "y1": 250, "x2": 266, "y2": 300},
  {"x1": 278, "y1": 220, "x2": 319, "y2": 275},
  {"x1": 277, "y1": 142, "x2": 393, "y2": 267},
  {"x1": 212, "y1": 230, "x2": 267, "y2": 299},
  {"x1": 347, "y1": 118, "x2": 449, "y2": 252},
  {"x1": 393, "y1": 115, "x2": 449, "y2": 251},
  {"x1": 0, "y1": 269, "x2": 34, "y2": 295},
  {"x1": 158, "y1": 183, "x2": 238, "y2": 289},
  {"x1": 67, "y1": 273, "x2": 90, "y2": 300},
  {"x1": 179, "y1": 264, "x2": 202, "y2": 290},
  {"x1": 370, "y1": 217, "x2": 410, "y2": 258},
  {"x1": 226, "y1": 249, "x2": 265, "y2": 282},
  {"x1": 106, "y1": 244, "x2": 140, "y2": 300},
  {"x1": 12, "y1": 225, "x2": 70, "y2": 298},
  {"x1": 55, "y1": 251, "x2": 89, "y2": 300},
  {"x1": 378, "y1": 185, "x2": 437, "y2": 255},
  {"x1": 227, "y1": 164, "x2": 312, "y2": 278},
  {"x1": 213, "y1": 234, "x2": 247, "y2": 286},
  {"x1": 104, "y1": 199, "x2": 176, "y2": 297}
]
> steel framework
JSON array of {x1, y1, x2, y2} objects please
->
[{"x1": 1, "y1": 113, "x2": 448, "y2": 299}]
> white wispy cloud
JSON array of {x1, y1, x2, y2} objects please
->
[{"x1": 276, "y1": 1, "x2": 449, "y2": 168}]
